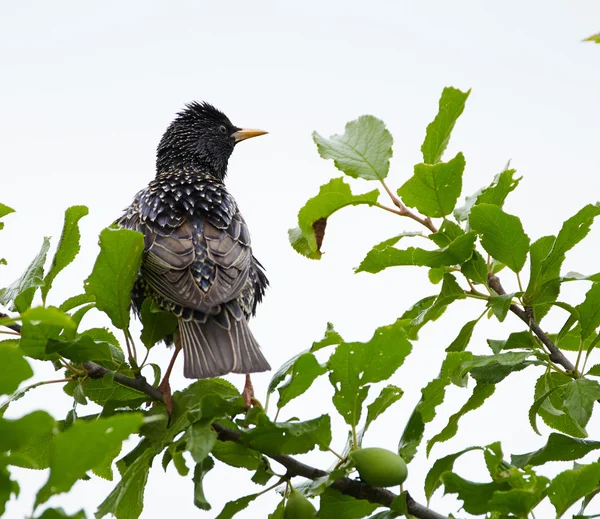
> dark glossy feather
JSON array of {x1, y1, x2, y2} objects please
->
[{"x1": 117, "y1": 104, "x2": 270, "y2": 379}]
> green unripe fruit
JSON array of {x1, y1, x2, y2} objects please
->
[
  {"x1": 350, "y1": 447, "x2": 408, "y2": 487},
  {"x1": 284, "y1": 491, "x2": 317, "y2": 519}
]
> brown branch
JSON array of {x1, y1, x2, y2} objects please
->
[
  {"x1": 212, "y1": 422, "x2": 449, "y2": 519},
  {"x1": 0, "y1": 313, "x2": 22, "y2": 334},
  {"x1": 380, "y1": 180, "x2": 438, "y2": 233},
  {"x1": 487, "y1": 274, "x2": 577, "y2": 374},
  {"x1": 83, "y1": 361, "x2": 165, "y2": 401},
  {"x1": 82, "y1": 361, "x2": 448, "y2": 519}
]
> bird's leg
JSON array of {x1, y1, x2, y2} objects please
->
[
  {"x1": 242, "y1": 373, "x2": 256, "y2": 410},
  {"x1": 158, "y1": 332, "x2": 182, "y2": 415}
]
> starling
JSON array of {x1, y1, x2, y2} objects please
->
[{"x1": 117, "y1": 102, "x2": 270, "y2": 408}]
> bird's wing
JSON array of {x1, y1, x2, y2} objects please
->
[{"x1": 140, "y1": 211, "x2": 252, "y2": 314}]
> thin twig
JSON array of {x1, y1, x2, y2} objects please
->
[
  {"x1": 487, "y1": 274, "x2": 577, "y2": 374},
  {"x1": 379, "y1": 180, "x2": 439, "y2": 233}
]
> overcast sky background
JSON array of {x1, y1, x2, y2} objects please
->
[{"x1": 2, "y1": 1, "x2": 600, "y2": 518}]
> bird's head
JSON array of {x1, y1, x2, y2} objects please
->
[{"x1": 156, "y1": 101, "x2": 267, "y2": 180}]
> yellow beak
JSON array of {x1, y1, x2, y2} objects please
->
[{"x1": 232, "y1": 128, "x2": 268, "y2": 143}]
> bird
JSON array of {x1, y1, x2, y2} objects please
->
[{"x1": 116, "y1": 101, "x2": 270, "y2": 411}]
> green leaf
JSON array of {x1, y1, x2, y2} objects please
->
[
  {"x1": 562, "y1": 378, "x2": 600, "y2": 429},
  {"x1": 0, "y1": 411, "x2": 55, "y2": 453},
  {"x1": 398, "y1": 351, "x2": 471, "y2": 462},
  {"x1": 215, "y1": 492, "x2": 261, "y2": 519},
  {"x1": 421, "y1": 86, "x2": 470, "y2": 164},
  {"x1": 427, "y1": 383, "x2": 495, "y2": 455},
  {"x1": 454, "y1": 166, "x2": 521, "y2": 221},
  {"x1": 398, "y1": 152, "x2": 465, "y2": 217},
  {"x1": 533, "y1": 372, "x2": 587, "y2": 438},
  {"x1": 0, "y1": 465, "x2": 18, "y2": 516},
  {"x1": 319, "y1": 488, "x2": 378, "y2": 519},
  {"x1": 7, "y1": 425, "x2": 56, "y2": 470},
  {"x1": 446, "y1": 318, "x2": 480, "y2": 352},
  {"x1": 548, "y1": 462, "x2": 600, "y2": 518},
  {"x1": 578, "y1": 283, "x2": 600, "y2": 341},
  {"x1": 64, "y1": 375, "x2": 144, "y2": 409},
  {"x1": 469, "y1": 204, "x2": 530, "y2": 273},
  {"x1": 313, "y1": 115, "x2": 393, "y2": 181},
  {"x1": 357, "y1": 232, "x2": 476, "y2": 274},
  {"x1": 0, "y1": 203, "x2": 15, "y2": 220},
  {"x1": 46, "y1": 335, "x2": 116, "y2": 364},
  {"x1": 410, "y1": 273, "x2": 465, "y2": 332},
  {"x1": 365, "y1": 384, "x2": 403, "y2": 431},
  {"x1": 241, "y1": 414, "x2": 331, "y2": 456},
  {"x1": 488, "y1": 293, "x2": 516, "y2": 322},
  {"x1": 425, "y1": 446, "x2": 482, "y2": 502},
  {"x1": 18, "y1": 320, "x2": 61, "y2": 360},
  {"x1": 84, "y1": 227, "x2": 144, "y2": 330},
  {"x1": 0, "y1": 237, "x2": 50, "y2": 312},
  {"x1": 211, "y1": 441, "x2": 260, "y2": 470},
  {"x1": 0, "y1": 344, "x2": 33, "y2": 395},
  {"x1": 277, "y1": 353, "x2": 327, "y2": 409},
  {"x1": 525, "y1": 235, "x2": 556, "y2": 304},
  {"x1": 311, "y1": 322, "x2": 344, "y2": 352},
  {"x1": 461, "y1": 251, "x2": 489, "y2": 285},
  {"x1": 96, "y1": 447, "x2": 155, "y2": 519},
  {"x1": 460, "y1": 352, "x2": 533, "y2": 384},
  {"x1": 22, "y1": 306, "x2": 76, "y2": 329},
  {"x1": 139, "y1": 299, "x2": 177, "y2": 349},
  {"x1": 268, "y1": 500, "x2": 285, "y2": 519},
  {"x1": 430, "y1": 219, "x2": 465, "y2": 247},
  {"x1": 584, "y1": 32, "x2": 600, "y2": 43},
  {"x1": 42, "y1": 206, "x2": 88, "y2": 302},
  {"x1": 289, "y1": 177, "x2": 379, "y2": 259},
  {"x1": 36, "y1": 508, "x2": 87, "y2": 519},
  {"x1": 36, "y1": 413, "x2": 144, "y2": 505},
  {"x1": 192, "y1": 456, "x2": 214, "y2": 511},
  {"x1": 187, "y1": 421, "x2": 217, "y2": 463},
  {"x1": 541, "y1": 203, "x2": 600, "y2": 284},
  {"x1": 512, "y1": 433, "x2": 600, "y2": 468},
  {"x1": 441, "y1": 472, "x2": 509, "y2": 515},
  {"x1": 59, "y1": 293, "x2": 96, "y2": 312},
  {"x1": 327, "y1": 319, "x2": 411, "y2": 426},
  {"x1": 268, "y1": 323, "x2": 342, "y2": 399}
]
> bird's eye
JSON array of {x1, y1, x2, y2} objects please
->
[{"x1": 219, "y1": 125, "x2": 227, "y2": 135}]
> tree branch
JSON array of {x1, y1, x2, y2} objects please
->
[
  {"x1": 0, "y1": 313, "x2": 22, "y2": 334},
  {"x1": 82, "y1": 361, "x2": 449, "y2": 519},
  {"x1": 83, "y1": 361, "x2": 165, "y2": 400},
  {"x1": 487, "y1": 274, "x2": 577, "y2": 374}
]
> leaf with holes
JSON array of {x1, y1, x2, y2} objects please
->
[{"x1": 327, "y1": 319, "x2": 411, "y2": 426}]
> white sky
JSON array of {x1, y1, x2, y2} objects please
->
[{"x1": 2, "y1": 1, "x2": 600, "y2": 518}]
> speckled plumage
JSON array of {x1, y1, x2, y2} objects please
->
[{"x1": 117, "y1": 102, "x2": 270, "y2": 379}]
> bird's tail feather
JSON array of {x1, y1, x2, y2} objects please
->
[{"x1": 179, "y1": 308, "x2": 270, "y2": 379}]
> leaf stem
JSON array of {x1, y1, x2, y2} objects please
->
[
  {"x1": 328, "y1": 447, "x2": 346, "y2": 462},
  {"x1": 575, "y1": 339, "x2": 585, "y2": 374},
  {"x1": 375, "y1": 203, "x2": 403, "y2": 216},
  {"x1": 379, "y1": 180, "x2": 438, "y2": 233},
  {"x1": 464, "y1": 292, "x2": 489, "y2": 301},
  {"x1": 516, "y1": 272, "x2": 524, "y2": 293}
]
